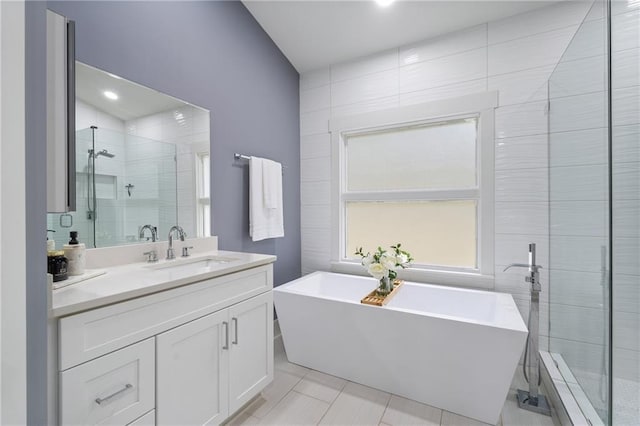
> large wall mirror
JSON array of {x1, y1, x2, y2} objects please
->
[{"x1": 47, "y1": 62, "x2": 211, "y2": 248}]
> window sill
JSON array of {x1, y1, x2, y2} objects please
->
[{"x1": 330, "y1": 261, "x2": 495, "y2": 291}]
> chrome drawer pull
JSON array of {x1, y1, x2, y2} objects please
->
[
  {"x1": 232, "y1": 317, "x2": 238, "y2": 345},
  {"x1": 95, "y1": 383, "x2": 133, "y2": 405},
  {"x1": 222, "y1": 321, "x2": 229, "y2": 350}
]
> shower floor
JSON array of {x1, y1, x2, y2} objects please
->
[{"x1": 552, "y1": 353, "x2": 639, "y2": 425}]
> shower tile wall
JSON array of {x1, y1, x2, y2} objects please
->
[
  {"x1": 299, "y1": 1, "x2": 594, "y2": 353},
  {"x1": 47, "y1": 100, "x2": 127, "y2": 248},
  {"x1": 125, "y1": 105, "x2": 210, "y2": 239},
  {"x1": 611, "y1": 1, "x2": 640, "y2": 424},
  {"x1": 47, "y1": 101, "x2": 206, "y2": 247}
]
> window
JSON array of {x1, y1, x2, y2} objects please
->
[
  {"x1": 330, "y1": 92, "x2": 497, "y2": 281},
  {"x1": 196, "y1": 152, "x2": 211, "y2": 237}
]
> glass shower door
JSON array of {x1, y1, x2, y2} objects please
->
[
  {"x1": 548, "y1": 0, "x2": 611, "y2": 423},
  {"x1": 46, "y1": 127, "x2": 178, "y2": 248}
]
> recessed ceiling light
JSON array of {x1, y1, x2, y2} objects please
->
[
  {"x1": 103, "y1": 90, "x2": 118, "y2": 100},
  {"x1": 375, "y1": 0, "x2": 395, "y2": 7}
]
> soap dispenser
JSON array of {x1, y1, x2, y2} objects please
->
[
  {"x1": 47, "y1": 230, "x2": 68, "y2": 282},
  {"x1": 63, "y1": 231, "x2": 86, "y2": 276},
  {"x1": 47, "y1": 229, "x2": 56, "y2": 252}
]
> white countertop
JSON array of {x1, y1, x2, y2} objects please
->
[{"x1": 51, "y1": 249, "x2": 276, "y2": 318}]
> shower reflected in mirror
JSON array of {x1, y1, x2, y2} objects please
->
[{"x1": 47, "y1": 62, "x2": 211, "y2": 249}]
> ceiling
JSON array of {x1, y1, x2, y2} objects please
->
[
  {"x1": 242, "y1": 0, "x2": 562, "y2": 73},
  {"x1": 76, "y1": 62, "x2": 188, "y2": 121}
]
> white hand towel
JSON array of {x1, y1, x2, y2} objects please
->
[
  {"x1": 249, "y1": 156, "x2": 284, "y2": 241},
  {"x1": 262, "y1": 159, "x2": 282, "y2": 209}
]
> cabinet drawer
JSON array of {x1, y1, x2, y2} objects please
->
[
  {"x1": 60, "y1": 338, "x2": 154, "y2": 425},
  {"x1": 59, "y1": 265, "x2": 272, "y2": 369}
]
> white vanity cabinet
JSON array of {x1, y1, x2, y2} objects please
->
[
  {"x1": 228, "y1": 292, "x2": 274, "y2": 413},
  {"x1": 56, "y1": 264, "x2": 274, "y2": 425},
  {"x1": 156, "y1": 291, "x2": 273, "y2": 425}
]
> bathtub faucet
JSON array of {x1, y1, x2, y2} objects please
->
[
  {"x1": 503, "y1": 243, "x2": 542, "y2": 293},
  {"x1": 503, "y1": 243, "x2": 551, "y2": 417}
]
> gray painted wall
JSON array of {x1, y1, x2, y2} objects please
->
[
  {"x1": 27, "y1": 1, "x2": 300, "y2": 423},
  {"x1": 25, "y1": 2, "x2": 48, "y2": 425},
  {"x1": 46, "y1": 1, "x2": 302, "y2": 287}
]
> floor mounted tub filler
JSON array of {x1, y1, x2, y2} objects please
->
[{"x1": 273, "y1": 272, "x2": 528, "y2": 425}]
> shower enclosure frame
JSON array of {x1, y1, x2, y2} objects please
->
[{"x1": 546, "y1": 0, "x2": 640, "y2": 424}]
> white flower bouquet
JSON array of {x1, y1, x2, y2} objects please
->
[{"x1": 355, "y1": 244, "x2": 413, "y2": 295}]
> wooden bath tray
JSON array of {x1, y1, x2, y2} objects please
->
[{"x1": 361, "y1": 280, "x2": 404, "y2": 306}]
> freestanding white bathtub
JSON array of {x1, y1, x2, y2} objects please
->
[{"x1": 274, "y1": 272, "x2": 527, "y2": 425}]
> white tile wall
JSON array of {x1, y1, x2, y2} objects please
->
[
  {"x1": 399, "y1": 79, "x2": 486, "y2": 106},
  {"x1": 494, "y1": 101, "x2": 548, "y2": 139},
  {"x1": 612, "y1": 47, "x2": 640, "y2": 89},
  {"x1": 300, "y1": 134, "x2": 331, "y2": 160},
  {"x1": 549, "y1": 55, "x2": 607, "y2": 99},
  {"x1": 399, "y1": 48, "x2": 486, "y2": 93},
  {"x1": 550, "y1": 201, "x2": 608, "y2": 237},
  {"x1": 613, "y1": 86, "x2": 640, "y2": 126},
  {"x1": 332, "y1": 49, "x2": 397, "y2": 82},
  {"x1": 549, "y1": 269, "x2": 607, "y2": 310},
  {"x1": 612, "y1": 161, "x2": 640, "y2": 199},
  {"x1": 298, "y1": 2, "x2": 593, "y2": 372},
  {"x1": 562, "y1": 18, "x2": 607, "y2": 62},
  {"x1": 300, "y1": 85, "x2": 331, "y2": 113},
  {"x1": 300, "y1": 181, "x2": 331, "y2": 206},
  {"x1": 612, "y1": 124, "x2": 640, "y2": 163},
  {"x1": 550, "y1": 236, "x2": 608, "y2": 274},
  {"x1": 488, "y1": 65, "x2": 552, "y2": 106},
  {"x1": 550, "y1": 128, "x2": 608, "y2": 167},
  {"x1": 331, "y1": 95, "x2": 399, "y2": 118},
  {"x1": 487, "y1": 1, "x2": 591, "y2": 45},
  {"x1": 300, "y1": 67, "x2": 330, "y2": 91},
  {"x1": 613, "y1": 199, "x2": 640, "y2": 238},
  {"x1": 549, "y1": 92, "x2": 608, "y2": 133},
  {"x1": 612, "y1": 8, "x2": 640, "y2": 52},
  {"x1": 400, "y1": 24, "x2": 487, "y2": 66},
  {"x1": 495, "y1": 202, "x2": 548, "y2": 235},
  {"x1": 488, "y1": 26, "x2": 579, "y2": 76},
  {"x1": 125, "y1": 104, "x2": 210, "y2": 239},
  {"x1": 300, "y1": 109, "x2": 330, "y2": 136},
  {"x1": 332, "y1": 69, "x2": 399, "y2": 107},
  {"x1": 495, "y1": 167, "x2": 548, "y2": 202},
  {"x1": 549, "y1": 165, "x2": 608, "y2": 201},
  {"x1": 495, "y1": 134, "x2": 548, "y2": 171}
]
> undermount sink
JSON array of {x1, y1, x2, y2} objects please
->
[{"x1": 147, "y1": 255, "x2": 238, "y2": 272}]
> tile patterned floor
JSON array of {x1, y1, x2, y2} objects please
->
[{"x1": 224, "y1": 338, "x2": 558, "y2": 426}]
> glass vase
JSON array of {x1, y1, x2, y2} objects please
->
[{"x1": 377, "y1": 276, "x2": 393, "y2": 296}]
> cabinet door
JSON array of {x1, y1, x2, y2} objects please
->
[
  {"x1": 156, "y1": 310, "x2": 229, "y2": 425},
  {"x1": 228, "y1": 292, "x2": 274, "y2": 413}
]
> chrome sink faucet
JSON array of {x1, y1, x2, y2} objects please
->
[
  {"x1": 139, "y1": 224, "x2": 158, "y2": 242},
  {"x1": 166, "y1": 225, "x2": 186, "y2": 260}
]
